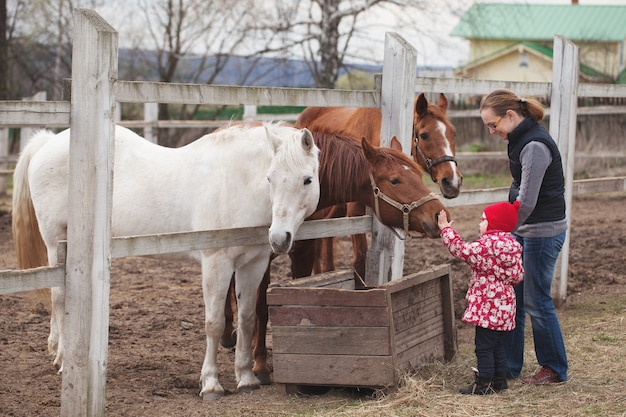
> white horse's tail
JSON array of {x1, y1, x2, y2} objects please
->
[{"x1": 12, "y1": 130, "x2": 52, "y2": 270}]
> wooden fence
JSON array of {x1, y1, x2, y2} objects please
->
[{"x1": 1, "y1": 8, "x2": 626, "y2": 417}]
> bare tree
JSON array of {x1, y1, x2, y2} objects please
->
[
  {"x1": 5, "y1": 0, "x2": 104, "y2": 100},
  {"x1": 123, "y1": 0, "x2": 260, "y2": 145},
  {"x1": 250, "y1": 0, "x2": 449, "y2": 89}
]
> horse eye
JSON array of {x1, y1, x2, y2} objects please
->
[
  {"x1": 420, "y1": 133, "x2": 429, "y2": 141},
  {"x1": 390, "y1": 178, "x2": 400, "y2": 185},
  {"x1": 266, "y1": 176, "x2": 271, "y2": 184},
  {"x1": 304, "y1": 177, "x2": 312, "y2": 185}
]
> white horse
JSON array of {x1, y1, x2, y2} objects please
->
[{"x1": 11, "y1": 123, "x2": 320, "y2": 400}]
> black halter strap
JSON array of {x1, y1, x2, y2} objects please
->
[{"x1": 413, "y1": 135, "x2": 457, "y2": 183}]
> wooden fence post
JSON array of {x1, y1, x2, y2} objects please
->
[
  {"x1": 549, "y1": 35, "x2": 579, "y2": 307},
  {"x1": 144, "y1": 102, "x2": 158, "y2": 143},
  {"x1": 365, "y1": 33, "x2": 417, "y2": 286},
  {"x1": 20, "y1": 91, "x2": 47, "y2": 151},
  {"x1": 0, "y1": 128, "x2": 8, "y2": 194},
  {"x1": 60, "y1": 9, "x2": 117, "y2": 417}
]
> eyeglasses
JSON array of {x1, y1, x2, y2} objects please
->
[{"x1": 485, "y1": 116, "x2": 503, "y2": 130}]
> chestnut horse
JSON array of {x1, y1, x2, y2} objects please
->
[
  {"x1": 224, "y1": 131, "x2": 450, "y2": 384},
  {"x1": 294, "y1": 93, "x2": 463, "y2": 277}
]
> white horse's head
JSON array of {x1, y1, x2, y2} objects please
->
[{"x1": 265, "y1": 125, "x2": 320, "y2": 254}]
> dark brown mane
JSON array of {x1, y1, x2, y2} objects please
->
[
  {"x1": 311, "y1": 131, "x2": 426, "y2": 206},
  {"x1": 311, "y1": 131, "x2": 370, "y2": 204}
]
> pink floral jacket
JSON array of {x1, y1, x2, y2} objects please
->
[{"x1": 441, "y1": 228, "x2": 524, "y2": 331}]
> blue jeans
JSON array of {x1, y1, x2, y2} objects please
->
[{"x1": 504, "y1": 232, "x2": 568, "y2": 381}]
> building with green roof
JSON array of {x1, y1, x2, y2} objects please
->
[{"x1": 450, "y1": 3, "x2": 626, "y2": 84}]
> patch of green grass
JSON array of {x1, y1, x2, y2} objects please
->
[
  {"x1": 461, "y1": 173, "x2": 511, "y2": 190},
  {"x1": 592, "y1": 333, "x2": 619, "y2": 343}
]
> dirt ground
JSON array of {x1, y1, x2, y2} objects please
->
[{"x1": 0, "y1": 192, "x2": 625, "y2": 416}]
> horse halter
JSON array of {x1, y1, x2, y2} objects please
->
[
  {"x1": 413, "y1": 135, "x2": 457, "y2": 183},
  {"x1": 369, "y1": 172, "x2": 439, "y2": 240}
]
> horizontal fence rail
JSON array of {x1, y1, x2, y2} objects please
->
[
  {"x1": 0, "y1": 101, "x2": 70, "y2": 127},
  {"x1": 115, "y1": 81, "x2": 381, "y2": 107},
  {"x1": 414, "y1": 76, "x2": 626, "y2": 98},
  {"x1": 3, "y1": 175, "x2": 624, "y2": 295}
]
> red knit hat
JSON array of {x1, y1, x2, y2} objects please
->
[{"x1": 483, "y1": 200, "x2": 520, "y2": 232}]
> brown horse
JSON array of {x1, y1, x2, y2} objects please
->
[
  {"x1": 225, "y1": 131, "x2": 450, "y2": 384},
  {"x1": 295, "y1": 93, "x2": 462, "y2": 198},
  {"x1": 294, "y1": 93, "x2": 462, "y2": 277}
]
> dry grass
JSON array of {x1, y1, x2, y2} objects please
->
[{"x1": 307, "y1": 292, "x2": 626, "y2": 417}]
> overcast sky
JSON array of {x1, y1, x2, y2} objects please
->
[
  {"x1": 359, "y1": 0, "x2": 626, "y2": 68},
  {"x1": 96, "y1": 0, "x2": 626, "y2": 69}
]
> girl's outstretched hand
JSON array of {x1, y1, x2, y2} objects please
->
[{"x1": 438, "y1": 209, "x2": 453, "y2": 230}]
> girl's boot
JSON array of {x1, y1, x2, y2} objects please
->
[
  {"x1": 492, "y1": 372, "x2": 509, "y2": 392},
  {"x1": 459, "y1": 376, "x2": 495, "y2": 395}
]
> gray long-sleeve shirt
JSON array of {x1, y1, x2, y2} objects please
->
[{"x1": 515, "y1": 141, "x2": 568, "y2": 238}]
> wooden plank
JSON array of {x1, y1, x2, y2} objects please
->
[
  {"x1": 442, "y1": 187, "x2": 510, "y2": 208},
  {"x1": 396, "y1": 333, "x2": 447, "y2": 371},
  {"x1": 116, "y1": 80, "x2": 380, "y2": 108},
  {"x1": 388, "y1": 277, "x2": 441, "y2": 311},
  {"x1": 272, "y1": 353, "x2": 396, "y2": 387},
  {"x1": 394, "y1": 314, "x2": 444, "y2": 353},
  {"x1": 578, "y1": 83, "x2": 626, "y2": 99},
  {"x1": 572, "y1": 177, "x2": 626, "y2": 194},
  {"x1": 0, "y1": 101, "x2": 70, "y2": 127},
  {"x1": 0, "y1": 266, "x2": 65, "y2": 295},
  {"x1": 270, "y1": 269, "x2": 355, "y2": 289},
  {"x1": 443, "y1": 177, "x2": 626, "y2": 208},
  {"x1": 439, "y1": 272, "x2": 457, "y2": 361},
  {"x1": 108, "y1": 216, "x2": 372, "y2": 258},
  {"x1": 391, "y1": 296, "x2": 442, "y2": 334},
  {"x1": 269, "y1": 305, "x2": 389, "y2": 327},
  {"x1": 61, "y1": 9, "x2": 117, "y2": 417},
  {"x1": 550, "y1": 35, "x2": 579, "y2": 307},
  {"x1": 417, "y1": 78, "x2": 626, "y2": 101},
  {"x1": 365, "y1": 33, "x2": 415, "y2": 286},
  {"x1": 0, "y1": 128, "x2": 7, "y2": 194},
  {"x1": 380, "y1": 264, "x2": 450, "y2": 294},
  {"x1": 414, "y1": 76, "x2": 551, "y2": 97},
  {"x1": 272, "y1": 326, "x2": 391, "y2": 356},
  {"x1": 266, "y1": 286, "x2": 387, "y2": 307}
]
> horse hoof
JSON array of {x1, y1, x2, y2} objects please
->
[
  {"x1": 220, "y1": 335, "x2": 237, "y2": 349},
  {"x1": 238, "y1": 384, "x2": 260, "y2": 393},
  {"x1": 255, "y1": 372, "x2": 272, "y2": 385},
  {"x1": 202, "y1": 391, "x2": 225, "y2": 401}
]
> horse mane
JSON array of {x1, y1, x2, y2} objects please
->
[
  {"x1": 311, "y1": 131, "x2": 424, "y2": 203},
  {"x1": 312, "y1": 131, "x2": 368, "y2": 202}
]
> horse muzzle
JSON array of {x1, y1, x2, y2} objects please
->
[{"x1": 268, "y1": 230, "x2": 293, "y2": 255}]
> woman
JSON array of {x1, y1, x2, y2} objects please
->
[{"x1": 479, "y1": 89, "x2": 568, "y2": 385}]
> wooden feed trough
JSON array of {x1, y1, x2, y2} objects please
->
[{"x1": 267, "y1": 264, "x2": 457, "y2": 392}]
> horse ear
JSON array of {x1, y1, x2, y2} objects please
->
[
  {"x1": 389, "y1": 136, "x2": 403, "y2": 152},
  {"x1": 415, "y1": 93, "x2": 428, "y2": 117},
  {"x1": 361, "y1": 137, "x2": 380, "y2": 164},
  {"x1": 301, "y1": 128, "x2": 315, "y2": 152},
  {"x1": 265, "y1": 125, "x2": 284, "y2": 152},
  {"x1": 438, "y1": 93, "x2": 448, "y2": 112}
]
